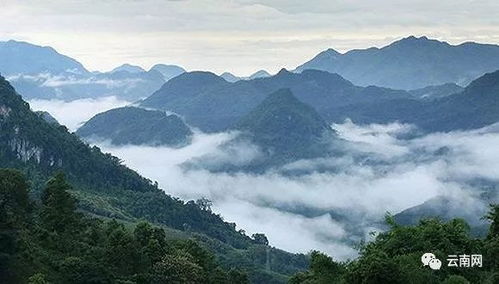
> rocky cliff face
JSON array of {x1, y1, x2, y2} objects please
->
[{"x1": 8, "y1": 137, "x2": 42, "y2": 163}]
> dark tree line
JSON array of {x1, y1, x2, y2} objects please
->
[
  {"x1": 0, "y1": 169, "x2": 249, "y2": 284},
  {"x1": 290, "y1": 208, "x2": 499, "y2": 283}
]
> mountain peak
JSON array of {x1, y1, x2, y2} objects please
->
[
  {"x1": 234, "y1": 88, "x2": 334, "y2": 162},
  {"x1": 249, "y1": 70, "x2": 271, "y2": 80},
  {"x1": 236, "y1": 89, "x2": 331, "y2": 137},
  {"x1": 172, "y1": 71, "x2": 226, "y2": 84},
  {"x1": 276, "y1": 68, "x2": 292, "y2": 76},
  {"x1": 390, "y1": 35, "x2": 448, "y2": 48},
  {"x1": 220, "y1": 72, "x2": 240, "y2": 82},
  {"x1": 0, "y1": 40, "x2": 89, "y2": 75},
  {"x1": 324, "y1": 48, "x2": 341, "y2": 55},
  {"x1": 463, "y1": 69, "x2": 499, "y2": 96},
  {"x1": 111, "y1": 63, "x2": 145, "y2": 74},
  {"x1": 149, "y1": 64, "x2": 185, "y2": 81}
]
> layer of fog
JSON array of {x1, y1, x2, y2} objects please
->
[
  {"x1": 7, "y1": 72, "x2": 146, "y2": 88},
  {"x1": 93, "y1": 120, "x2": 499, "y2": 260},
  {"x1": 28, "y1": 96, "x2": 130, "y2": 131}
]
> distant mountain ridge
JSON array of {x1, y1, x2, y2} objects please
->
[
  {"x1": 111, "y1": 63, "x2": 146, "y2": 74},
  {"x1": 141, "y1": 69, "x2": 411, "y2": 132},
  {"x1": 409, "y1": 83, "x2": 464, "y2": 101},
  {"x1": 0, "y1": 40, "x2": 185, "y2": 101},
  {"x1": 220, "y1": 70, "x2": 271, "y2": 82},
  {"x1": 0, "y1": 40, "x2": 88, "y2": 75},
  {"x1": 142, "y1": 67, "x2": 499, "y2": 134},
  {"x1": 296, "y1": 36, "x2": 499, "y2": 89},
  {"x1": 150, "y1": 64, "x2": 186, "y2": 81}
]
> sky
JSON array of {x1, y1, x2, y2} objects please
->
[{"x1": 2, "y1": 0, "x2": 499, "y2": 76}]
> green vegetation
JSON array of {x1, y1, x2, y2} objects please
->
[
  {"x1": 290, "y1": 209, "x2": 499, "y2": 283},
  {"x1": 76, "y1": 107, "x2": 192, "y2": 146},
  {"x1": 0, "y1": 169, "x2": 249, "y2": 283},
  {"x1": 0, "y1": 76, "x2": 308, "y2": 282},
  {"x1": 232, "y1": 88, "x2": 337, "y2": 169}
]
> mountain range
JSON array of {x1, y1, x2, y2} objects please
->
[
  {"x1": 141, "y1": 66, "x2": 499, "y2": 135},
  {"x1": 140, "y1": 69, "x2": 412, "y2": 132},
  {"x1": 338, "y1": 69, "x2": 499, "y2": 133},
  {"x1": 220, "y1": 70, "x2": 272, "y2": 82},
  {"x1": 0, "y1": 40, "x2": 185, "y2": 101},
  {"x1": 296, "y1": 36, "x2": 499, "y2": 90}
]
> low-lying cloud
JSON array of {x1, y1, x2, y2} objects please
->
[
  {"x1": 89, "y1": 120, "x2": 499, "y2": 260},
  {"x1": 28, "y1": 96, "x2": 130, "y2": 131}
]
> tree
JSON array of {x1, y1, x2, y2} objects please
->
[
  {"x1": 151, "y1": 253, "x2": 204, "y2": 284},
  {"x1": 251, "y1": 233, "x2": 269, "y2": 245},
  {"x1": 442, "y1": 275, "x2": 470, "y2": 284},
  {"x1": 27, "y1": 273, "x2": 50, "y2": 284},
  {"x1": 40, "y1": 172, "x2": 80, "y2": 234},
  {"x1": 0, "y1": 169, "x2": 31, "y2": 283},
  {"x1": 228, "y1": 268, "x2": 250, "y2": 284},
  {"x1": 485, "y1": 204, "x2": 499, "y2": 238},
  {"x1": 289, "y1": 251, "x2": 345, "y2": 284},
  {"x1": 484, "y1": 204, "x2": 499, "y2": 271},
  {"x1": 195, "y1": 198, "x2": 212, "y2": 212},
  {"x1": 105, "y1": 223, "x2": 144, "y2": 276}
]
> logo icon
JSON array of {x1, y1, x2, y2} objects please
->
[{"x1": 421, "y1": 253, "x2": 442, "y2": 270}]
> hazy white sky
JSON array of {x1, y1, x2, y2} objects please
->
[{"x1": 1, "y1": 0, "x2": 499, "y2": 75}]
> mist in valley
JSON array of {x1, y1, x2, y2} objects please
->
[{"x1": 40, "y1": 100, "x2": 499, "y2": 260}]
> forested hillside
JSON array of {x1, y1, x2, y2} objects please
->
[
  {"x1": 0, "y1": 169, "x2": 250, "y2": 283},
  {"x1": 0, "y1": 76, "x2": 308, "y2": 283},
  {"x1": 77, "y1": 107, "x2": 193, "y2": 146},
  {"x1": 291, "y1": 208, "x2": 499, "y2": 283}
]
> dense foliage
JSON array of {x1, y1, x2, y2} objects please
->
[
  {"x1": 290, "y1": 209, "x2": 499, "y2": 283},
  {"x1": 0, "y1": 77, "x2": 308, "y2": 282},
  {"x1": 76, "y1": 107, "x2": 192, "y2": 146},
  {"x1": 0, "y1": 169, "x2": 250, "y2": 283},
  {"x1": 232, "y1": 88, "x2": 337, "y2": 169}
]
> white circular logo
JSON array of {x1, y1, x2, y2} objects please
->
[{"x1": 421, "y1": 252, "x2": 441, "y2": 270}]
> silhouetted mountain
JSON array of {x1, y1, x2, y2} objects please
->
[
  {"x1": 0, "y1": 40, "x2": 88, "y2": 76},
  {"x1": 296, "y1": 36, "x2": 499, "y2": 89},
  {"x1": 409, "y1": 83, "x2": 464, "y2": 100},
  {"x1": 110, "y1": 63, "x2": 145, "y2": 73},
  {"x1": 141, "y1": 69, "x2": 411, "y2": 132},
  {"x1": 220, "y1": 70, "x2": 271, "y2": 82},
  {"x1": 77, "y1": 107, "x2": 192, "y2": 146},
  {"x1": 418, "y1": 70, "x2": 499, "y2": 132},
  {"x1": 393, "y1": 195, "x2": 491, "y2": 236},
  {"x1": 234, "y1": 89, "x2": 335, "y2": 163},
  {"x1": 0, "y1": 40, "x2": 178, "y2": 101},
  {"x1": 333, "y1": 70, "x2": 499, "y2": 132},
  {"x1": 149, "y1": 64, "x2": 186, "y2": 81},
  {"x1": 221, "y1": 72, "x2": 241, "y2": 82},
  {"x1": 248, "y1": 70, "x2": 271, "y2": 80}
]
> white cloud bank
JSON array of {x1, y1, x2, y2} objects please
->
[
  {"x1": 90, "y1": 121, "x2": 499, "y2": 260},
  {"x1": 28, "y1": 96, "x2": 130, "y2": 131}
]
